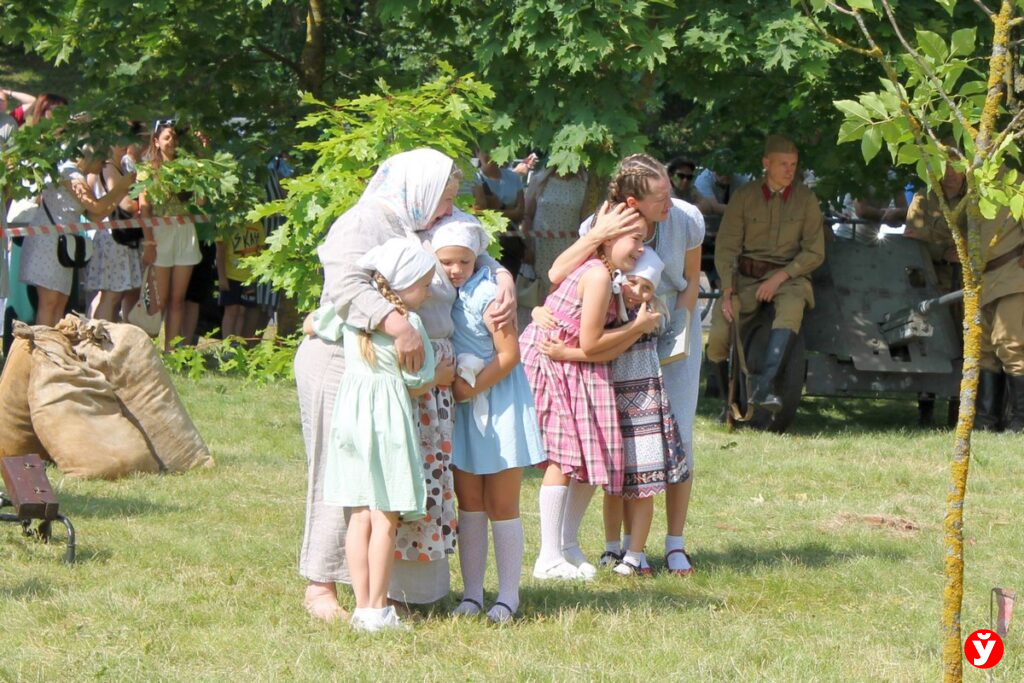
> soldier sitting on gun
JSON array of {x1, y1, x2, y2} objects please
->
[{"x1": 706, "y1": 134, "x2": 825, "y2": 412}]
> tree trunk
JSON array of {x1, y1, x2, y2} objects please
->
[
  {"x1": 299, "y1": 0, "x2": 327, "y2": 97},
  {"x1": 942, "y1": 282, "x2": 983, "y2": 683}
]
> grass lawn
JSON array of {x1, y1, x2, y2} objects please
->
[{"x1": 0, "y1": 375, "x2": 1020, "y2": 682}]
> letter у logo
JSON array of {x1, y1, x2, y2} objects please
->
[{"x1": 964, "y1": 629, "x2": 1004, "y2": 669}]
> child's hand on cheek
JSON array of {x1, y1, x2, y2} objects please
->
[{"x1": 636, "y1": 304, "x2": 662, "y2": 334}]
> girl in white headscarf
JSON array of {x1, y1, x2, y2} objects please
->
[
  {"x1": 307, "y1": 237, "x2": 438, "y2": 632},
  {"x1": 296, "y1": 149, "x2": 517, "y2": 621}
]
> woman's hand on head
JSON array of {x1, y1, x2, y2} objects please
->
[
  {"x1": 486, "y1": 270, "x2": 516, "y2": 328},
  {"x1": 588, "y1": 201, "x2": 645, "y2": 245}
]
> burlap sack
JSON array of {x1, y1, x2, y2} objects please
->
[
  {"x1": 17, "y1": 323, "x2": 160, "y2": 479},
  {"x1": 0, "y1": 338, "x2": 49, "y2": 459},
  {"x1": 60, "y1": 316, "x2": 214, "y2": 473}
]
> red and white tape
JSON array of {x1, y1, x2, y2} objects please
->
[
  {"x1": 524, "y1": 230, "x2": 580, "y2": 240},
  {"x1": 2, "y1": 214, "x2": 208, "y2": 237}
]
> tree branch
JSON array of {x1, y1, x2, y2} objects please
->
[
  {"x1": 799, "y1": 1, "x2": 876, "y2": 57},
  {"x1": 253, "y1": 43, "x2": 301, "y2": 77},
  {"x1": 879, "y1": 0, "x2": 978, "y2": 137},
  {"x1": 973, "y1": 0, "x2": 995, "y2": 19}
]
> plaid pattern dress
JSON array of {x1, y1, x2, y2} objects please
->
[
  {"x1": 611, "y1": 332, "x2": 689, "y2": 499},
  {"x1": 519, "y1": 259, "x2": 624, "y2": 495}
]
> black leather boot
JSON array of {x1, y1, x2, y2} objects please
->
[
  {"x1": 975, "y1": 369, "x2": 1005, "y2": 432},
  {"x1": 1005, "y1": 374, "x2": 1024, "y2": 433},
  {"x1": 750, "y1": 329, "x2": 795, "y2": 413}
]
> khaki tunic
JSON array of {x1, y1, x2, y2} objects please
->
[
  {"x1": 707, "y1": 182, "x2": 824, "y2": 361},
  {"x1": 979, "y1": 210, "x2": 1024, "y2": 374},
  {"x1": 905, "y1": 193, "x2": 963, "y2": 293}
]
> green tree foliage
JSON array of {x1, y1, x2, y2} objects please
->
[
  {"x1": 800, "y1": 2, "x2": 1024, "y2": 680},
  {"x1": 246, "y1": 64, "x2": 498, "y2": 312}
]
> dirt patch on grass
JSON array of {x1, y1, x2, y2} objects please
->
[{"x1": 823, "y1": 513, "x2": 922, "y2": 535}]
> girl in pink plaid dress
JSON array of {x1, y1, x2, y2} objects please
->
[{"x1": 520, "y1": 226, "x2": 662, "y2": 580}]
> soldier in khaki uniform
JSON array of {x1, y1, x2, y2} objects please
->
[
  {"x1": 904, "y1": 166, "x2": 966, "y2": 426},
  {"x1": 977, "y1": 208, "x2": 1024, "y2": 431},
  {"x1": 706, "y1": 135, "x2": 825, "y2": 411}
]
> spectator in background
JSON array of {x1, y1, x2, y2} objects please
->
[
  {"x1": 0, "y1": 88, "x2": 38, "y2": 127},
  {"x1": 521, "y1": 165, "x2": 590, "y2": 295},
  {"x1": 473, "y1": 148, "x2": 525, "y2": 276},
  {"x1": 216, "y1": 222, "x2": 264, "y2": 338},
  {"x1": 255, "y1": 152, "x2": 293, "y2": 325},
  {"x1": 26, "y1": 93, "x2": 69, "y2": 126},
  {"x1": 694, "y1": 150, "x2": 750, "y2": 216},
  {"x1": 84, "y1": 144, "x2": 143, "y2": 322},
  {"x1": 667, "y1": 157, "x2": 700, "y2": 204},
  {"x1": 0, "y1": 91, "x2": 18, "y2": 147},
  {"x1": 139, "y1": 120, "x2": 201, "y2": 352}
]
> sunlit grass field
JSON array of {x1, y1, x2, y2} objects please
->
[{"x1": 0, "y1": 375, "x2": 1020, "y2": 682}]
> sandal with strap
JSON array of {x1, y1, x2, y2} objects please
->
[
  {"x1": 613, "y1": 558, "x2": 653, "y2": 577},
  {"x1": 486, "y1": 601, "x2": 517, "y2": 623},
  {"x1": 665, "y1": 548, "x2": 695, "y2": 576},
  {"x1": 598, "y1": 550, "x2": 623, "y2": 567},
  {"x1": 452, "y1": 597, "x2": 483, "y2": 616}
]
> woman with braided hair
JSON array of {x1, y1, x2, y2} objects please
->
[{"x1": 547, "y1": 153, "x2": 706, "y2": 576}]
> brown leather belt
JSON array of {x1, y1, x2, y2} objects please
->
[
  {"x1": 984, "y1": 243, "x2": 1024, "y2": 274},
  {"x1": 738, "y1": 256, "x2": 782, "y2": 279}
]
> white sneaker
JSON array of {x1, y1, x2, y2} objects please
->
[
  {"x1": 350, "y1": 608, "x2": 383, "y2": 633},
  {"x1": 376, "y1": 605, "x2": 410, "y2": 631},
  {"x1": 532, "y1": 559, "x2": 584, "y2": 580}
]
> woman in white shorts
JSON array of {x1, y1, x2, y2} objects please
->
[
  {"x1": 138, "y1": 120, "x2": 201, "y2": 351},
  {"x1": 21, "y1": 151, "x2": 133, "y2": 325}
]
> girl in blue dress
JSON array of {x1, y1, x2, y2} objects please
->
[{"x1": 431, "y1": 214, "x2": 545, "y2": 623}]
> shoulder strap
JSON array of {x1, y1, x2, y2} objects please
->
[{"x1": 41, "y1": 198, "x2": 56, "y2": 225}]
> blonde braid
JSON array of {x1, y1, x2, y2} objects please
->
[{"x1": 358, "y1": 271, "x2": 409, "y2": 367}]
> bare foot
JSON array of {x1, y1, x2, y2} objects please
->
[{"x1": 304, "y1": 582, "x2": 348, "y2": 622}]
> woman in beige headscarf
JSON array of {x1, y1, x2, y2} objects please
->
[{"x1": 297, "y1": 148, "x2": 516, "y2": 620}]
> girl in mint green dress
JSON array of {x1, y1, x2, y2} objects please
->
[{"x1": 308, "y1": 237, "x2": 439, "y2": 633}]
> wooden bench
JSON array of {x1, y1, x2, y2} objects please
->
[{"x1": 1, "y1": 454, "x2": 76, "y2": 563}]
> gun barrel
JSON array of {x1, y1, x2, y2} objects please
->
[{"x1": 915, "y1": 289, "x2": 964, "y2": 314}]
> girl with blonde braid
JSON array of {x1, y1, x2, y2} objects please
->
[{"x1": 305, "y1": 237, "x2": 439, "y2": 632}]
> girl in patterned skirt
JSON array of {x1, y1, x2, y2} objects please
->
[
  {"x1": 519, "y1": 225, "x2": 662, "y2": 580},
  {"x1": 538, "y1": 249, "x2": 689, "y2": 576}
]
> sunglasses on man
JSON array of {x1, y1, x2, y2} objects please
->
[{"x1": 674, "y1": 172, "x2": 694, "y2": 181}]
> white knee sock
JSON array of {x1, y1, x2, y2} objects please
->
[
  {"x1": 537, "y1": 485, "x2": 569, "y2": 567},
  {"x1": 490, "y1": 518, "x2": 524, "y2": 614},
  {"x1": 456, "y1": 510, "x2": 488, "y2": 608},
  {"x1": 560, "y1": 479, "x2": 596, "y2": 565}
]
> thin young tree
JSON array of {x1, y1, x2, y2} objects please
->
[{"x1": 800, "y1": 1, "x2": 1024, "y2": 680}]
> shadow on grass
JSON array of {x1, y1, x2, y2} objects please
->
[
  {"x1": 684, "y1": 540, "x2": 907, "y2": 573},
  {"x1": 0, "y1": 578, "x2": 55, "y2": 600},
  {"x1": 696, "y1": 394, "x2": 955, "y2": 437},
  {"x1": 54, "y1": 491, "x2": 181, "y2": 519}
]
